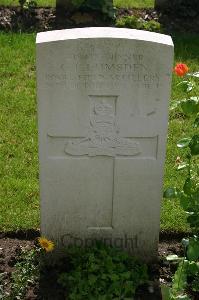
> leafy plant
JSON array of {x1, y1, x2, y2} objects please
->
[
  {"x1": 162, "y1": 64, "x2": 199, "y2": 299},
  {"x1": 0, "y1": 273, "x2": 6, "y2": 300},
  {"x1": 19, "y1": 0, "x2": 37, "y2": 11},
  {"x1": 58, "y1": 242, "x2": 148, "y2": 299},
  {"x1": 116, "y1": 15, "x2": 161, "y2": 32},
  {"x1": 8, "y1": 249, "x2": 39, "y2": 300},
  {"x1": 1, "y1": 237, "x2": 55, "y2": 299}
]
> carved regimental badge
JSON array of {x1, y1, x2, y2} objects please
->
[{"x1": 65, "y1": 96, "x2": 141, "y2": 157}]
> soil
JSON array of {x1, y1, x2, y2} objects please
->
[
  {"x1": 0, "y1": 6, "x2": 199, "y2": 33},
  {"x1": 0, "y1": 230, "x2": 196, "y2": 300}
]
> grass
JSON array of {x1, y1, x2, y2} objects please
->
[
  {"x1": 161, "y1": 34, "x2": 199, "y2": 232},
  {"x1": 0, "y1": 0, "x2": 154, "y2": 8},
  {"x1": 0, "y1": 33, "x2": 39, "y2": 231},
  {"x1": 0, "y1": 32, "x2": 198, "y2": 233},
  {"x1": 0, "y1": 0, "x2": 54, "y2": 6},
  {"x1": 115, "y1": 0, "x2": 154, "y2": 8}
]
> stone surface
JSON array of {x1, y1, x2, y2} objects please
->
[
  {"x1": 56, "y1": 0, "x2": 74, "y2": 10},
  {"x1": 36, "y1": 27, "x2": 173, "y2": 260},
  {"x1": 155, "y1": 0, "x2": 169, "y2": 9},
  {"x1": 71, "y1": 12, "x2": 94, "y2": 25}
]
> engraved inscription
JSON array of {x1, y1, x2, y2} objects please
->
[
  {"x1": 44, "y1": 40, "x2": 161, "y2": 90},
  {"x1": 45, "y1": 66, "x2": 159, "y2": 90},
  {"x1": 64, "y1": 96, "x2": 141, "y2": 157}
]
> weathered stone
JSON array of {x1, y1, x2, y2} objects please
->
[
  {"x1": 71, "y1": 12, "x2": 94, "y2": 24},
  {"x1": 155, "y1": 0, "x2": 169, "y2": 9},
  {"x1": 56, "y1": 0, "x2": 74, "y2": 10},
  {"x1": 36, "y1": 27, "x2": 173, "y2": 261}
]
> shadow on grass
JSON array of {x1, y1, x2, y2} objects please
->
[{"x1": 172, "y1": 34, "x2": 199, "y2": 62}]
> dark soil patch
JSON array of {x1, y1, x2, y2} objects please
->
[
  {"x1": 0, "y1": 232, "x2": 187, "y2": 300},
  {"x1": 0, "y1": 6, "x2": 112, "y2": 32},
  {"x1": 0, "y1": 6, "x2": 199, "y2": 33}
]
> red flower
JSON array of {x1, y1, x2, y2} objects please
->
[{"x1": 174, "y1": 63, "x2": 189, "y2": 77}]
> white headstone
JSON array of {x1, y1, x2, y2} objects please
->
[{"x1": 36, "y1": 27, "x2": 173, "y2": 260}]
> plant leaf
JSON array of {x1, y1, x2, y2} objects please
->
[
  {"x1": 183, "y1": 178, "x2": 193, "y2": 195},
  {"x1": 188, "y1": 72, "x2": 199, "y2": 78},
  {"x1": 164, "y1": 187, "x2": 179, "y2": 198},
  {"x1": 170, "y1": 100, "x2": 181, "y2": 111},
  {"x1": 172, "y1": 261, "x2": 188, "y2": 294},
  {"x1": 176, "y1": 295, "x2": 192, "y2": 300},
  {"x1": 161, "y1": 285, "x2": 171, "y2": 300},
  {"x1": 187, "y1": 238, "x2": 199, "y2": 261},
  {"x1": 182, "y1": 238, "x2": 189, "y2": 248},
  {"x1": 177, "y1": 138, "x2": 191, "y2": 148},
  {"x1": 177, "y1": 163, "x2": 188, "y2": 170},
  {"x1": 187, "y1": 261, "x2": 199, "y2": 275},
  {"x1": 181, "y1": 99, "x2": 199, "y2": 115},
  {"x1": 193, "y1": 116, "x2": 199, "y2": 128},
  {"x1": 166, "y1": 254, "x2": 182, "y2": 261},
  {"x1": 186, "y1": 82, "x2": 194, "y2": 92},
  {"x1": 180, "y1": 196, "x2": 190, "y2": 210},
  {"x1": 187, "y1": 215, "x2": 199, "y2": 228},
  {"x1": 189, "y1": 135, "x2": 199, "y2": 155}
]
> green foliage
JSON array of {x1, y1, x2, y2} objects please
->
[
  {"x1": 172, "y1": 261, "x2": 189, "y2": 297},
  {"x1": 8, "y1": 249, "x2": 39, "y2": 300},
  {"x1": 0, "y1": 273, "x2": 6, "y2": 299},
  {"x1": 19, "y1": 0, "x2": 37, "y2": 10},
  {"x1": 162, "y1": 255, "x2": 199, "y2": 300},
  {"x1": 191, "y1": 275, "x2": 199, "y2": 292},
  {"x1": 58, "y1": 243, "x2": 148, "y2": 299},
  {"x1": 71, "y1": 0, "x2": 115, "y2": 18},
  {"x1": 187, "y1": 237, "x2": 199, "y2": 261},
  {"x1": 181, "y1": 97, "x2": 199, "y2": 116},
  {"x1": 163, "y1": 66, "x2": 199, "y2": 299},
  {"x1": 115, "y1": 15, "x2": 161, "y2": 32},
  {"x1": 164, "y1": 70, "x2": 199, "y2": 234},
  {"x1": 163, "y1": 187, "x2": 180, "y2": 198}
]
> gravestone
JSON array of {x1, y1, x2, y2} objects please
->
[
  {"x1": 56, "y1": 0, "x2": 74, "y2": 10},
  {"x1": 155, "y1": 0, "x2": 169, "y2": 9},
  {"x1": 36, "y1": 27, "x2": 173, "y2": 260},
  {"x1": 155, "y1": 0, "x2": 199, "y2": 16},
  {"x1": 56, "y1": 0, "x2": 114, "y2": 14}
]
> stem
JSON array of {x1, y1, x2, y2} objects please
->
[
  {"x1": 177, "y1": 259, "x2": 185, "y2": 291},
  {"x1": 187, "y1": 154, "x2": 191, "y2": 178}
]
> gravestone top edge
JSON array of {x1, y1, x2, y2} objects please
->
[{"x1": 36, "y1": 27, "x2": 173, "y2": 47}]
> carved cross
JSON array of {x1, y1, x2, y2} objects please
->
[{"x1": 48, "y1": 95, "x2": 158, "y2": 231}]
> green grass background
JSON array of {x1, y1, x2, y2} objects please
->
[
  {"x1": 0, "y1": 0, "x2": 154, "y2": 7},
  {"x1": 0, "y1": 1, "x2": 198, "y2": 233}
]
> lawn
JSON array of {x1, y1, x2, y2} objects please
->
[
  {"x1": 0, "y1": 0, "x2": 155, "y2": 8},
  {"x1": 0, "y1": 33, "x2": 39, "y2": 231},
  {"x1": 161, "y1": 34, "x2": 199, "y2": 232},
  {"x1": 0, "y1": 31, "x2": 198, "y2": 233},
  {"x1": 115, "y1": 0, "x2": 154, "y2": 8}
]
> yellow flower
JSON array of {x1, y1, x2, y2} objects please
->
[{"x1": 38, "y1": 237, "x2": 55, "y2": 252}]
